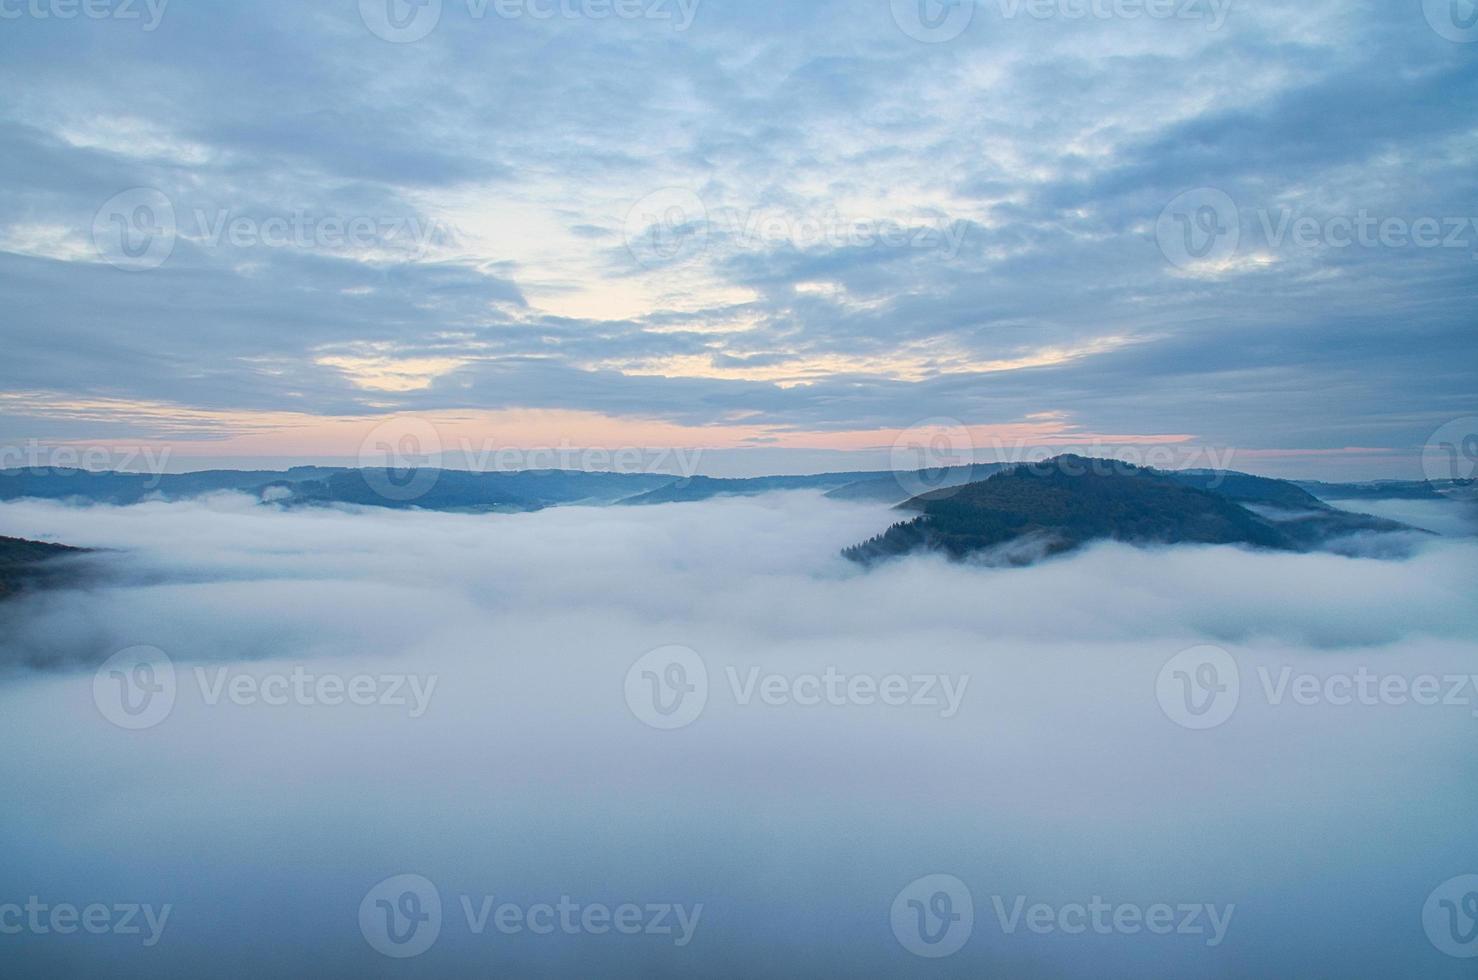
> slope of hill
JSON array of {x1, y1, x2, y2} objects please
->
[
  {"x1": 276, "y1": 469, "x2": 678, "y2": 511},
  {"x1": 845, "y1": 457, "x2": 1416, "y2": 566},
  {"x1": 1163, "y1": 469, "x2": 1328, "y2": 509},
  {"x1": 823, "y1": 465, "x2": 1009, "y2": 504},
  {"x1": 619, "y1": 472, "x2": 894, "y2": 505},
  {"x1": 0, "y1": 536, "x2": 87, "y2": 600},
  {"x1": 1295, "y1": 479, "x2": 1448, "y2": 502}
]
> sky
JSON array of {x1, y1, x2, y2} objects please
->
[
  {"x1": 1, "y1": 491, "x2": 1477, "y2": 976},
  {"x1": 0, "y1": 0, "x2": 1475, "y2": 478}
]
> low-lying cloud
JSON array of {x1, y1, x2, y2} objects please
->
[{"x1": 0, "y1": 493, "x2": 1475, "y2": 977}]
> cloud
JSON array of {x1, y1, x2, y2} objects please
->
[
  {"x1": 0, "y1": 0, "x2": 1474, "y2": 469},
  {"x1": 0, "y1": 494, "x2": 1476, "y2": 975}
]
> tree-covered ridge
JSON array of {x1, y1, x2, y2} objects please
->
[
  {"x1": 0, "y1": 535, "x2": 86, "y2": 600},
  {"x1": 844, "y1": 456, "x2": 1414, "y2": 565}
]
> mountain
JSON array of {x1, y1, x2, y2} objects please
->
[
  {"x1": 274, "y1": 469, "x2": 676, "y2": 512},
  {"x1": 0, "y1": 535, "x2": 87, "y2": 600},
  {"x1": 845, "y1": 457, "x2": 1417, "y2": 566},
  {"x1": 823, "y1": 464, "x2": 1009, "y2": 504},
  {"x1": 1295, "y1": 479, "x2": 1449, "y2": 502},
  {"x1": 1162, "y1": 469, "x2": 1328, "y2": 509},
  {"x1": 0, "y1": 466, "x2": 341, "y2": 505},
  {"x1": 619, "y1": 472, "x2": 893, "y2": 506}
]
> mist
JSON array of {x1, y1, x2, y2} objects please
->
[{"x1": 1, "y1": 493, "x2": 1476, "y2": 978}]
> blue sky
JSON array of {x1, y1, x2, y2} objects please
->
[{"x1": 0, "y1": 0, "x2": 1474, "y2": 477}]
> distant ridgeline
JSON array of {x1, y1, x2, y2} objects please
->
[
  {"x1": 0, "y1": 465, "x2": 1006, "y2": 511},
  {"x1": 844, "y1": 456, "x2": 1423, "y2": 566},
  {"x1": 0, "y1": 462, "x2": 1461, "y2": 524}
]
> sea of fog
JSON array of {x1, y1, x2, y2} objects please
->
[{"x1": 1, "y1": 491, "x2": 1476, "y2": 978}]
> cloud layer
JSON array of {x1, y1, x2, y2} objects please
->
[
  {"x1": 1, "y1": 0, "x2": 1475, "y2": 471},
  {"x1": 1, "y1": 494, "x2": 1476, "y2": 975}
]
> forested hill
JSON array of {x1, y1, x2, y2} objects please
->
[
  {"x1": 845, "y1": 457, "x2": 1415, "y2": 566},
  {"x1": 0, "y1": 536, "x2": 87, "y2": 600}
]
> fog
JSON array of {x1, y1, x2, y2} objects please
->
[{"x1": 1, "y1": 493, "x2": 1476, "y2": 977}]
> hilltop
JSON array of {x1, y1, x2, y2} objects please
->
[{"x1": 845, "y1": 457, "x2": 1416, "y2": 566}]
